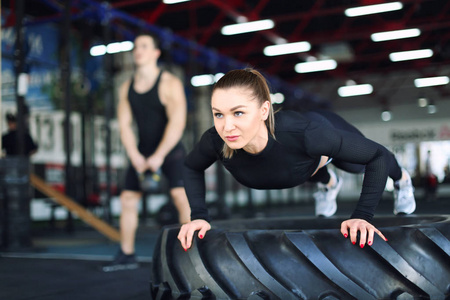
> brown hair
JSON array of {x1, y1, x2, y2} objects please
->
[
  {"x1": 212, "y1": 68, "x2": 276, "y2": 158},
  {"x1": 134, "y1": 32, "x2": 160, "y2": 50}
]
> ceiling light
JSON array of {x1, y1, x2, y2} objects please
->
[
  {"x1": 338, "y1": 84, "x2": 373, "y2": 97},
  {"x1": 389, "y1": 49, "x2": 433, "y2": 62},
  {"x1": 270, "y1": 93, "x2": 285, "y2": 104},
  {"x1": 371, "y1": 28, "x2": 421, "y2": 42},
  {"x1": 214, "y1": 73, "x2": 225, "y2": 82},
  {"x1": 191, "y1": 73, "x2": 224, "y2": 87},
  {"x1": 345, "y1": 2, "x2": 403, "y2": 17},
  {"x1": 90, "y1": 41, "x2": 133, "y2": 56},
  {"x1": 221, "y1": 19, "x2": 274, "y2": 35},
  {"x1": 236, "y1": 16, "x2": 248, "y2": 23},
  {"x1": 119, "y1": 41, "x2": 134, "y2": 52},
  {"x1": 263, "y1": 41, "x2": 311, "y2": 56},
  {"x1": 381, "y1": 110, "x2": 392, "y2": 122},
  {"x1": 106, "y1": 42, "x2": 124, "y2": 54},
  {"x1": 417, "y1": 97, "x2": 428, "y2": 107},
  {"x1": 295, "y1": 59, "x2": 337, "y2": 73},
  {"x1": 414, "y1": 76, "x2": 450, "y2": 88},
  {"x1": 427, "y1": 104, "x2": 437, "y2": 114},
  {"x1": 90, "y1": 45, "x2": 106, "y2": 56},
  {"x1": 163, "y1": 0, "x2": 190, "y2": 4},
  {"x1": 191, "y1": 74, "x2": 215, "y2": 87}
]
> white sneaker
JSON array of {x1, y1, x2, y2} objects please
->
[
  {"x1": 314, "y1": 170, "x2": 342, "y2": 217},
  {"x1": 393, "y1": 168, "x2": 416, "y2": 215}
]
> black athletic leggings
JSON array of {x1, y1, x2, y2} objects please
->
[{"x1": 305, "y1": 110, "x2": 402, "y2": 184}]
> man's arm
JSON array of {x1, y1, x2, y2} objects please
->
[
  {"x1": 117, "y1": 79, "x2": 147, "y2": 173},
  {"x1": 147, "y1": 72, "x2": 187, "y2": 171}
]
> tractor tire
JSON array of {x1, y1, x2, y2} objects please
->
[{"x1": 150, "y1": 215, "x2": 450, "y2": 300}]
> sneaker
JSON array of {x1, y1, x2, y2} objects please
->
[
  {"x1": 314, "y1": 170, "x2": 342, "y2": 217},
  {"x1": 393, "y1": 168, "x2": 416, "y2": 215},
  {"x1": 101, "y1": 250, "x2": 139, "y2": 272}
]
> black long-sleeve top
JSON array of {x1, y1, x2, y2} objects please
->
[{"x1": 184, "y1": 110, "x2": 391, "y2": 222}]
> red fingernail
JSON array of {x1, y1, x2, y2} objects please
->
[
  {"x1": 199, "y1": 235, "x2": 203, "y2": 239},
  {"x1": 368, "y1": 241, "x2": 372, "y2": 246},
  {"x1": 360, "y1": 244, "x2": 364, "y2": 248},
  {"x1": 352, "y1": 241, "x2": 356, "y2": 245},
  {"x1": 385, "y1": 238, "x2": 388, "y2": 242},
  {"x1": 344, "y1": 233, "x2": 348, "y2": 238},
  {"x1": 184, "y1": 248, "x2": 187, "y2": 252}
]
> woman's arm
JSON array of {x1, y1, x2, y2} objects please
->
[
  {"x1": 178, "y1": 129, "x2": 220, "y2": 249},
  {"x1": 183, "y1": 163, "x2": 211, "y2": 221},
  {"x1": 305, "y1": 123, "x2": 392, "y2": 221}
]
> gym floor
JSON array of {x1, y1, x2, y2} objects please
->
[{"x1": 1, "y1": 196, "x2": 449, "y2": 300}]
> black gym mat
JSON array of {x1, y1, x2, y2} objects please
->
[{"x1": 0, "y1": 256, "x2": 152, "y2": 300}]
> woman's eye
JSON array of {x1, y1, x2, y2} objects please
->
[
  {"x1": 234, "y1": 111, "x2": 243, "y2": 117},
  {"x1": 214, "y1": 113, "x2": 223, "y2": 118}
]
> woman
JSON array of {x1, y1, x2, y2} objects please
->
[{"x1": 178, "y1": 68, "x2": 415, "y2": 251}]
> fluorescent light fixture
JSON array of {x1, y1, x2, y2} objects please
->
[
  {"x1": 106, "y1": 42, "x2": 123, "y2": 54},
  {"x1": 263, "y1": 41, "x2": 311, "y2": 56},
  {"x1": 345, "y1": 2, "x2": 403, "y2": 17},
  {"x1": 90, "y1": 41, "x2": 134, "y2": 56},
  {"x1": 163, "y1": 0, "x2": 190, "y2": 4},
  {"x1": 90, "y1": 45, "x2": 106, "y2": 56},
  {"x1": 214, "y1": 73, "x2": 225, "y2": 82},
  {"x1": 389, "y1": 49, "x2": 433, "y2": 62},
  {"x1": 236, "y1": 16, "x2": 248, "y2": 23},
  {"x1": 107, "y1": 41, "x2": 134, "y2": 53},
  {"x1": 417, "y1": 97, "x2": 428, "y2": 107},
  {"x1": 414, "y1": 76, "x2": 450, "y2": 88},
  {"x1": 338, "y1": 84, "x2": 373, "y2": 97},
  {"x1": 371, "y1": 28, "x2": 421, "y2": 42},
  {"x1": 191, "y1": 73, "x2": 225, "y2": 87},
  {"x1": 295, "y1": 59, "x2": 337, "y2": 73},
  {"x1": 120, "y1": 41, "x2": 134, "y2": 52},
  {"x1": 381, "y1": 110, "x2": 392, "y2": 122},
  {"x1": 221, "y1": 19, "x2": 274, "y2": 35},
  {"x1": 191, "y1": 75, "x2": 215, "y2": 87},
  {"x1": 270, "y1": 93, "x2": 285, "y2": 104},
  {"x1": 427, "y1": 104, "x2": 437, "y2": 114}
]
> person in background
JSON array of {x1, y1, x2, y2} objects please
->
[
  {"x1": 424, "y1": 150, "x2": 438, "y2": 202},
  {"x1": 102, "y1": 32, "x2": 190, "y2": 272},
  {"x1": 178, "y1": 68, "x2": 416, "y2": 251},
  {"x1": 2, "y1": 111, "x2": 38, "y2": 157}
]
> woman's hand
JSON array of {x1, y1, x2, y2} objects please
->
[
  {"x1": 341, "y1": 218, "x2": 387, "y2": 248},
  {"x1": 177, "y1": 219, "x2": 211, "y2": 251}
]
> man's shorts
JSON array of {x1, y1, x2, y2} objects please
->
[{"x1": 123, "y1": 143, "x2": 186, "y2": 192}]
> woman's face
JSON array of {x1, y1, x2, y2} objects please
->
[{"x1": 211, "y1": 87, "x2": 270, "y2": 153}]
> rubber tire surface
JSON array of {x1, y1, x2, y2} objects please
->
[{"x1": 150, "y1": 215, "x2": 450, "y2": 300}]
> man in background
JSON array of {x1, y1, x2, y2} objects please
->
[
  {"x1": 102, "y1": 32, "x2": 190, "y2": 272},
  {"x1": 2, "y1": 111, "x2": 38, "y2": 157}
]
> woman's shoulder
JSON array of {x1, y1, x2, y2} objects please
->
[{"x1": 274, "y1": 109, "x2": 310, "y2": 133}]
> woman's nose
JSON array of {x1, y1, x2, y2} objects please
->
[{"x1": 224, "y1": 117, "x2": 235, "y2": 131}]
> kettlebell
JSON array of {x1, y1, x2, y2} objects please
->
[{"x1": 139, "y1": 169, "x2": 162, "y2": 193}]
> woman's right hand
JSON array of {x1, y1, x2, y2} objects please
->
[{"x1": 177, "y1": 219, "x2": 211, "y2": 251}]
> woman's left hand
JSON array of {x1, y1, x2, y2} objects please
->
[{"x1": 340, "y1": 218, "x2": 387, "y2": 248}]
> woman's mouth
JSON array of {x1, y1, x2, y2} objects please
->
[{"x1": 225, "y1": 135, "x2": 239, "y2": 142}]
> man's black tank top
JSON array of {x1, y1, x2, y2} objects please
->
[{"x1": 128, "y1": 71, "x2": 167, "y2": 156}]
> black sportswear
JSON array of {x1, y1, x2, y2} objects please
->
[
  {"x1": 2, "y1": 130, "x2": 38, "y2": 156},
  {"x1": 128, "y1": 71, "x2": 168, "y2": 156},
  {"x1": 184, "y1": 110, "x2": 402, "y2": 222},
  {"x1": 124, "y1": 71, "x2": 185, "y2": 191}
]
